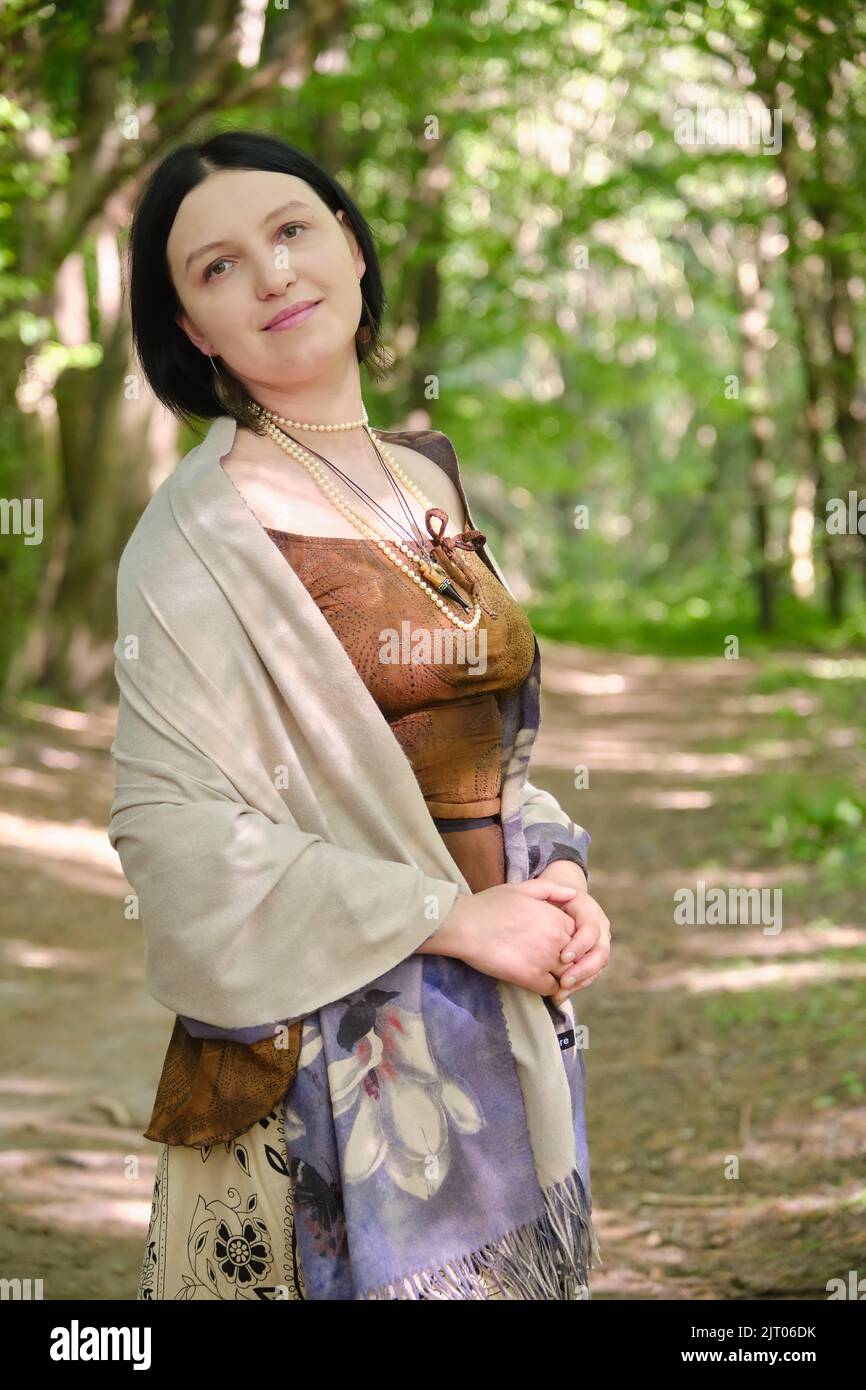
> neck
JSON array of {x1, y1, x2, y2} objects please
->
[{"x1": 244, "y1": 356, "x2": 367, "y2": 431}]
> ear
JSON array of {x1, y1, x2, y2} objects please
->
[
  {"x1": 336, "y1": 209, "x2": 366, "y2": 281},
  {"x1": 175, "y1": 307, "x2": 214, "y2": 356}
]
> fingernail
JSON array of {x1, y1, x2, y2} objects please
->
[
  {"x1": 562, "y1": 950, "x2": 576, "y2": 962},
  {"x1": 562, "y1": 975, "x2": 577, "y2": 987}
]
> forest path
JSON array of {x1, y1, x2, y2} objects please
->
[{"x1": 0, "y1": 638, "x2": 862, "y2": 1299}]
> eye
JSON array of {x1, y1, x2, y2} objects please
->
[
  {"x1": 202, "y1": 224, "x2": 305, "y2": 283},
  {"x1": 203, "y1": 257, "x2": 229, "y2": 283}
]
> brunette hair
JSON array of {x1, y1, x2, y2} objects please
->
[{"x1": 126, "y1": 126, "x2": 391, "y2": 433}]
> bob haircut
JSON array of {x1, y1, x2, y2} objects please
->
[{"x1": 126, "y1": 127, "x2": 392, "y2": 435}]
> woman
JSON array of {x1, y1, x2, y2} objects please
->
[{"x1": 111, "y1": 128, "x2": 611, "y2": 1301}]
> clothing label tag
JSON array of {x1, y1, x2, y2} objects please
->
[{"x1": 557, "y1": 1028, "x2": 576, "y2": 1051}]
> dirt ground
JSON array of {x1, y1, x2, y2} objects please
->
[{"x1": 0, "y1": 637, "x2": 863, "y2": 1300}]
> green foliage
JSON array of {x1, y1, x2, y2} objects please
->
[
  {"x1": 703, "y1": 979, "x2": 866, "y2": 1043},
  {"x1": 3, "y1": 0, "x2": 866, "y2": 695},
  {"x1": 743, "y1": 660, "x2": 866, "y2": 886},
  {"x1": 764, "y1": 780, "x2": 866, "y2": 859}
]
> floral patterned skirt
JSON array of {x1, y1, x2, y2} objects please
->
[{"x1": 137, "y1": 1103, "x2": 305, "y2": 1300}]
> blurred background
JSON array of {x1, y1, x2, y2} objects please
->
[{"x1": 0, "y1": 0, "x2": 864, "y2": 1299}]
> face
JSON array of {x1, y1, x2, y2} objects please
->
[{"x1": 166, "y1": 168, "x2": 366, "y2": 392}]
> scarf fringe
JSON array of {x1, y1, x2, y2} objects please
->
[{"x1": 361, "y1": 1165, "x2": 603, "y2": 1300}]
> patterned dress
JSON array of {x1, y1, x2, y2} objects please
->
[{"x1": 137, "y1": 437, "x2": 589, "y2": 1300}]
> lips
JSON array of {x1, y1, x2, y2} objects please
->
[{"x1": 263, "y1": 300, "x2": 321, "y2": 331}]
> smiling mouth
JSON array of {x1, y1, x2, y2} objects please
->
[{"x1": 264, "y1": 300, "x2": 322, "y2": 331}]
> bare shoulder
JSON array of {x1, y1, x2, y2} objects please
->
[
  {"x1": 218, "y1": 447, "x2": 311, "y2": 531},
  {"x1": 219, "y1": 432, "x2": 270, "y2": 483},
  {"x1": 382, "y1": 434, "x2": 470, "y2": 530},
  {"x1": 218, "y1": 426, "x2": 471, "y2": 536}
]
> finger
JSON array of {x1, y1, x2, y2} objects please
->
[
  {"x1": 568, "y1": 907, "x2": 607, "y2": 941},
  {"x1": 520, "y1": 878, "x2": 578, "y2": 904},
  {"x1": 553, "y1": 966, "x2": 605, "y2": 1005},
  {"x1": 573, "y1": 967, "x2": 606, "y2": 991},
  {"x1": 559, "y1": 922, "x2": 578, "y2": 954},
  {"x1": 565, "y1": 905, "x2": 609, "y2": 944},
  {"x1": 556, "y1": 945, "x2": 608, "y2": 989},
  {"x1": 559, "y1": 922, "x2": 600, "y2": 963}
]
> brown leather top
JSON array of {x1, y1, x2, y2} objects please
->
[
  {"x1": 144, "y1": 526, "x2": 535, "y2": 1146},
  {"x1": 265, "y1": 528, "x2": 536, "y2": 821}
]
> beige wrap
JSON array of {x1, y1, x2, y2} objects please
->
[{"x1": 108, "y1": 415, "x2": 586, "y2": 1192}]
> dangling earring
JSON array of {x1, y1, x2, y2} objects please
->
[
  {"x1": 210, "y1": 354, "x2": 231, "y2": 408},
  {"x1": 356, "y1": 288, "x2": 373, "y2": 345}
]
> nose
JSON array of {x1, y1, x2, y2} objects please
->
[{"x1": 253, "y1": 246, "x2": 298, "y2": 296}]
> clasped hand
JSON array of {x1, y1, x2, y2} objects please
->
[
  {"x1": 424, "y1": 862, "x2": 610, "y2": 1007},
  {"x1": 534, "y1": 862, "x2": 611, "y2": 1007}
]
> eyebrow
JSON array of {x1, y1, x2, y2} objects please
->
[{"x1": 184, "y1": 200, "x2": 314, "y2": 272}]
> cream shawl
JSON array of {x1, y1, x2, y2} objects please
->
[{"x1": 108, "y1": 415, "x2": 600, "y2": 1298}]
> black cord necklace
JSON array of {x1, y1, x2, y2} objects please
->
[{"x1": 270, "y1": 422, "x2": 473, "y2": 611}]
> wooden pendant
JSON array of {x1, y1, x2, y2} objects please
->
[{"x1": 416, "y1": 557, "x2": 472, "y2": 611}]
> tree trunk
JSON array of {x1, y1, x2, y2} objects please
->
[{"x1": 735, "y1": 248, "x2": 776, "y2": 632}]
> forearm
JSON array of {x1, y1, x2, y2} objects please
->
[
  {"x1": 415, "y1": 891, "x2": 471, "y2": 958},
  {"x1": 536, "y1": 858, "x2": 588, "y2": 892}
]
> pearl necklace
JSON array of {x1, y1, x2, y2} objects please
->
[
  {"x1": 262, "y1": 409, "x2": 368, "y2": 432},
  {"x1": 251, "y1": 407, "x2": 483, "y2": 632}
]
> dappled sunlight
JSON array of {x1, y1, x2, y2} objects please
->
[
  {"x1": 825, "y1": 726, "x2": 865, "y2": 750},
  {"x1": 0, "y1": 1076, "x2": 73, "y2": 1098},
  {"x1": 747, "y1": 738, "x2": 816, "y2": 760},
  {"x1": 676, "y1": 923, "x2": 866, "y2": 958},
  {"x1": 5, "y1": 700, "x2": 117, "y2": 742},
  {"x1": 538, "y1": 667, "x2": 629, "y2": 696},
  {"x1": 0, "y1": 803, "x2": 124, "y2": 896},
  {"x1": 726, "y1": 691, "x2": 820, "y2": 717},
  {"x1": 642, "y1": 957, "x2": 866, "y2": 994},
  {"x1": 806, "y1": 657, "x2": 866, "y2": 681},
  {"x1": 2, "y1": 849, "x2": 125, "y2": 899},
  {"x1": 35, "y1": 745, "x2": 83, "y2": 769},
  {"x1": 0, "y1": 810, "x2": 117, "y2": 869},
  {"x1": 0, "y1": 767, "x2": 66, "y2": 794},
  {"x1": 537, "y1": 736, "x2": 757, "y2": 775},
  {"x1": 11, "y1": 702, "x2": 94, "y2": 730},
  {"x1": 630, "y1": 1182, "x2": 866, "y2": 1226},
  {"x1": 536, "y1": 727, "x2": 817, "y2": 776},
  {"x1": 653, "y1": 864, "x2": 810, "y2": 890},
  {"x1": 626, "y1": 788, "x2": 715, "y2": 809},
  {"x1": 0, "y1": 1147, "x2": 155, "y2": 1237},
  {"x1": 1, "y1": 938, "x2": 110, "y2": 971},
  {"x1": 0, "y1": 1110, "x2": 145, "y2": 1147}
]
